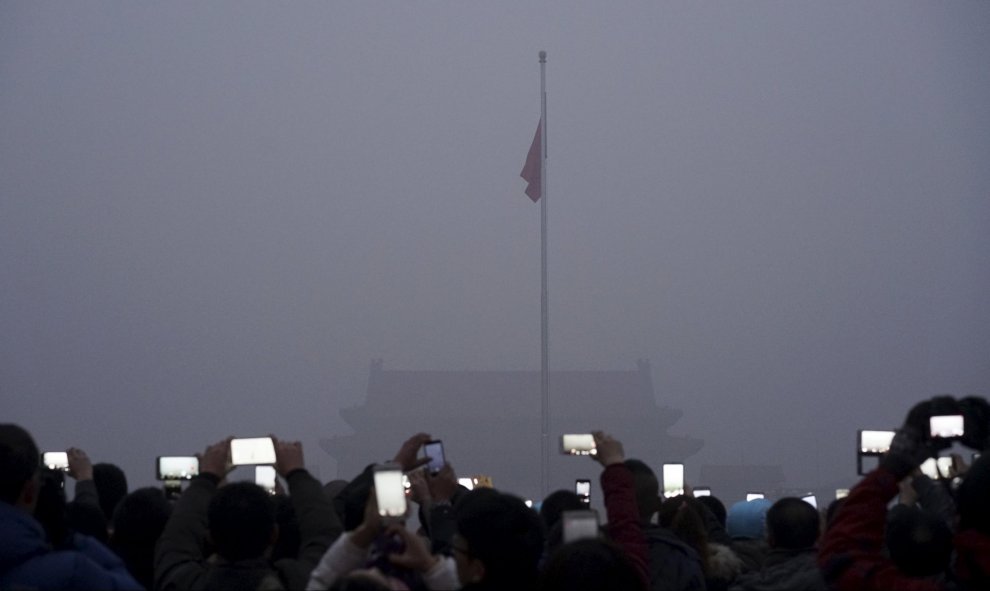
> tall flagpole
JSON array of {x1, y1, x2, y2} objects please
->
[{"x1": 539, "y1": 50, "x2": 550, "y2": 499}]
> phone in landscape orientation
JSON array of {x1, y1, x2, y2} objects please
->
[
  {"x1": 156, "y1": 456, "x2": 199, "y2": 481},
  {"x1": 662, "y1": 463, "x2": 685, "y2": 498},
  {"x1": 373, "y1": 463, "x2": 407, "y2": 522},
  {"x1": 230, "y1": 437, "x2": 276, "y2": 466},
  {"x1": 693, "y1": 487, "x2": 711, "y2": 498},
  {"x1": 835, "y1": 488, "x2": 850, "y2": 500},
  {"x1": 42, "y1": 451, "x2": 69, "y2": 472},
  {"x1": 457, "y1": 477, "x2": 475, "y2": 490},
  {"x1": 746, "y1": 492, "x2": 765, "y2": 502},
  {"x1": 423, "y1": 440, "x2": 446, "y2": 475},
  {"x1": 256, "y1": 466, "x2": 277, "y2": 494},
  {"x1": 575, "y1": 479, "x2": 591, "y2": 506},
  {"x1": 929, "y1": 415, "x2": 965, "y2": 439},
  {"x1": 801, "y1": 494, "x2": 818, "y2": 509},
  {"x1": 560, "y1": 434, "x2": 596, "y2": 456},
  {"x1": 562, "y1": 510, "x2": 600, "y2": 544},
  {"x1": 858, "y1": 430, "x2": 896, "y2": 455}
]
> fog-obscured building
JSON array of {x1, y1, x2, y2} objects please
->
[{"x1": 322, "y1": 359, "x2": 703, "y2": 503}]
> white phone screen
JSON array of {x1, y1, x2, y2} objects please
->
[{"x1": 230, "y1": 437, "x2": 276, "y2": 466}]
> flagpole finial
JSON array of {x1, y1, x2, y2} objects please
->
[{"x1": 539, "y1": 50, "x2": 547, "y2": 62}]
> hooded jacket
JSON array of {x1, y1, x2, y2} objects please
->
[{"x1": 0, "y1": 501, "x2": 142, "y2": 590}]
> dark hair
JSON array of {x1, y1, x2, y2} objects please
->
[
  {"x1": 111, "y1": 487, "x2": 172, "y2": 589},
  {"x1": 93, "y1": 463, "x2": 128, "y2": 522},
  {"x1": 765, "y1": 497, "x2": 820, "y2": 549},
  {"x1": 455, "y1": 489, "x2": 545, "y2": 588},
  {"x1": 623, "y1": 459, "x2": 660, "y2": 523},
  {"x1": 957, "y1": 453, "x2": 990, "y2": 536},
  {"x1": 824, "y1": 498, "x2": 846, "y2": 531},
  {"x1": 271, "y1": 495, "x2": 301, "y2": 561},
  {"x1": 540, "y1": 489, "x2": 585, "y2": 531},
  {"x1": 885, "y1": 504, "x2": 952, "y2": 577},
  {"x1": 657, "y1": 495, "x2": 709, "y2": 575},
  {"x1": 66, "y1": 500, "x2": 108, "y2": 543},
  {"x1": 696, "y1": 495, "x2": 727, "y2": 528},
  {"x1": 0, "y1": 424, "x2": 39, "y2": 505},
  {"x1": 207, "y1": 482, "x2": 277, "y2": 561},
  {"x1": 540, "y1": 538, "x2": 645, "y2": 591}
]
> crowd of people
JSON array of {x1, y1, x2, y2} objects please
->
[{"x1": 2, "y1": 395, "x2": 989, "y2": 590}]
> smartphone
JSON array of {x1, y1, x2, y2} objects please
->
[
  {"x1": 746, "y1": 492, "x2": 765, "y2": 501},
  {"x1": 457, "y1": 477, "x2": 475, "y2": 490},
  {"x1": 230, "y1": 437, "x2": 276, "y2": 466},
  {"x1": 156, "y1": 456, "x2": 199, "y2": 481},
  {"x1": 859, "y1": 430, "x2": 896, "y2": 455},
  {"x1": 42, "y1": 451, "x2": 69, "y2": 472},
  {"x1": 575, "y1": 479, "x2": 591, "y2": 506},
  {"x1": 919, "y1": 457, "x2": 953, "y2": 480},
  {"x1": 801, "y1": 494, "x2": 818, "y2": 509},
  {"x1": 693, "y1": 487, "x2": 711, "y2": 497},
  {"x1": 662, "y1": 463, "x2": 684, "y2": 498},
  {"x1": 560, "y1": 434, "x2": 596, "y2": 456},
  {"x1": 562, "y1": 510, "x2": 600, "y2": 543},
  {"x1": 835, "y1": 488, "x2": 850, "y2": 500},
  {"x1": 930, "y1": 415, "x2": 964, "y2": 439},
  {"x1": 373, "y1": 463, "x2": 407, "y2": 521},
  {"x1": 423, "y1": 440, "x2": 446, "y2": 475},
  {"x1": 256, "y1": 466, "x2": 277, "y2": 494}
]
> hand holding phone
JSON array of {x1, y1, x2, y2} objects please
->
[{"x1": 422, "y1": 440, "x2": 446, "y2": 475}]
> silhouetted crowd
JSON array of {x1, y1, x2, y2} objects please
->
[{"x1": 2, "y1": 395, "x2": 989, "y2": 590}]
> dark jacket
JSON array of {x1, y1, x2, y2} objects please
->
[
  {"x1": 154, "y1": 469, "x2": 341, "y2": 591},
  {"x1": 0, "y1": 501, "x2": 142, "y2": 590},
  {"x1": 729, "y1": 548, "x2": 826, "y2": 591},
  {"x1": 642, "y1": 524, "x2": 706, "y2": 591}
]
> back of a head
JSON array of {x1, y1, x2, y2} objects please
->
[
  {"x1": 93, "y1": 463, "x2": 128, "y2": 522},
  {"x1": 957, "y1": 453, "x2": 990, "y2": 536},
  {"x1": 657, "y1": 496, "x2": 709, "y2": 574},
  {"x1": 455, "y1": 488, "x2": 545, "y2": 587},
  {"x1": 540, "y1": 489, "x2": 585, "y2": 532},
  {"x1": 0, "y1": 424, "x2": 39, "y2": 506},
  {"x1": 696, "y1": 495, "x2": 727, "y2": 529},
  {"x1": 540, "y1": 538, "x2": 645, "y2": 591},
  {"x1": 111, "y1": 487, "x2": 172, "y2": 588},
  {"x1": 885, "y1": 504, "x2": 952, "y2": 578},
  {"x1": 726, "y1": 499, "x2": 772, "y2": 541},
  {"x1": 623, "y1": 459, "x2": 660, "y2": 524},
  {"x1": 765, "y1": 497, "x2": 820, "y2": 549},
  {"x1": 207, "y1": 481, "x2": 276, "y2": 561}
]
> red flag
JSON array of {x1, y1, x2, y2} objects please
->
[{"x1": 520, "y1": 120, "x2": 542, "y2": 202}]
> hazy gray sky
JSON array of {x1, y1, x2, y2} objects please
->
[{"x1": 2, "y1": 2, "x2": 988, "y2": 494}]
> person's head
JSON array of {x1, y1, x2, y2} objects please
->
[
  {"x1": 765, "y1": 497, "x2": 819, "y2": 549},
  {"x1": 453, "y1": 489, "x2": 544, "y2": 588},
  {"x1": 539, "y1": 489, "x2": 585, "y2": 532},
  {"x1": 885, "y1": 504, "x2": 952, "y2": 578},
  {"x1": 93, "y1": 462, "x2": 128, "y2": 522},
  {"x1": 110, "y1": 487, "x2": 172, "y2": 588},
  {"x1": 696, "y1": 495, "x2": 727, "y2": 529},
  {"x1": 824, "y1": 498, "x2": 846, "y2": 532},
  {"x1": 207, "y1": 482, "x2": 278, "y2": 561},
  {"x1": 956, "y1": 453, "x2": 990, "y2": 536},
  {"x1": 540, "y1": 538, "x2": 644, "y2": 591},
  {"x1": 0, "y1": 424, "x2": 40, "y2": 511},
  {"x1": 726, "y1": 498, "x2": 772, "y2": 541},
  {"x1": 657, "y1": 495, "x2": 709, "y2": 574},
  {"x1": 624, "y1": 459, "x2": 660, "y2": 523},
  {"x1": 66, "y1": 500, "x2": 109, "y2": 543},
  {"x1": 271, "y1": 495, "x2": 301, "y2": 562}
]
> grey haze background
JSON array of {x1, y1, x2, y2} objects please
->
[{"x1": 2, "y1": 2, "x2": 988, "y2": 495}]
